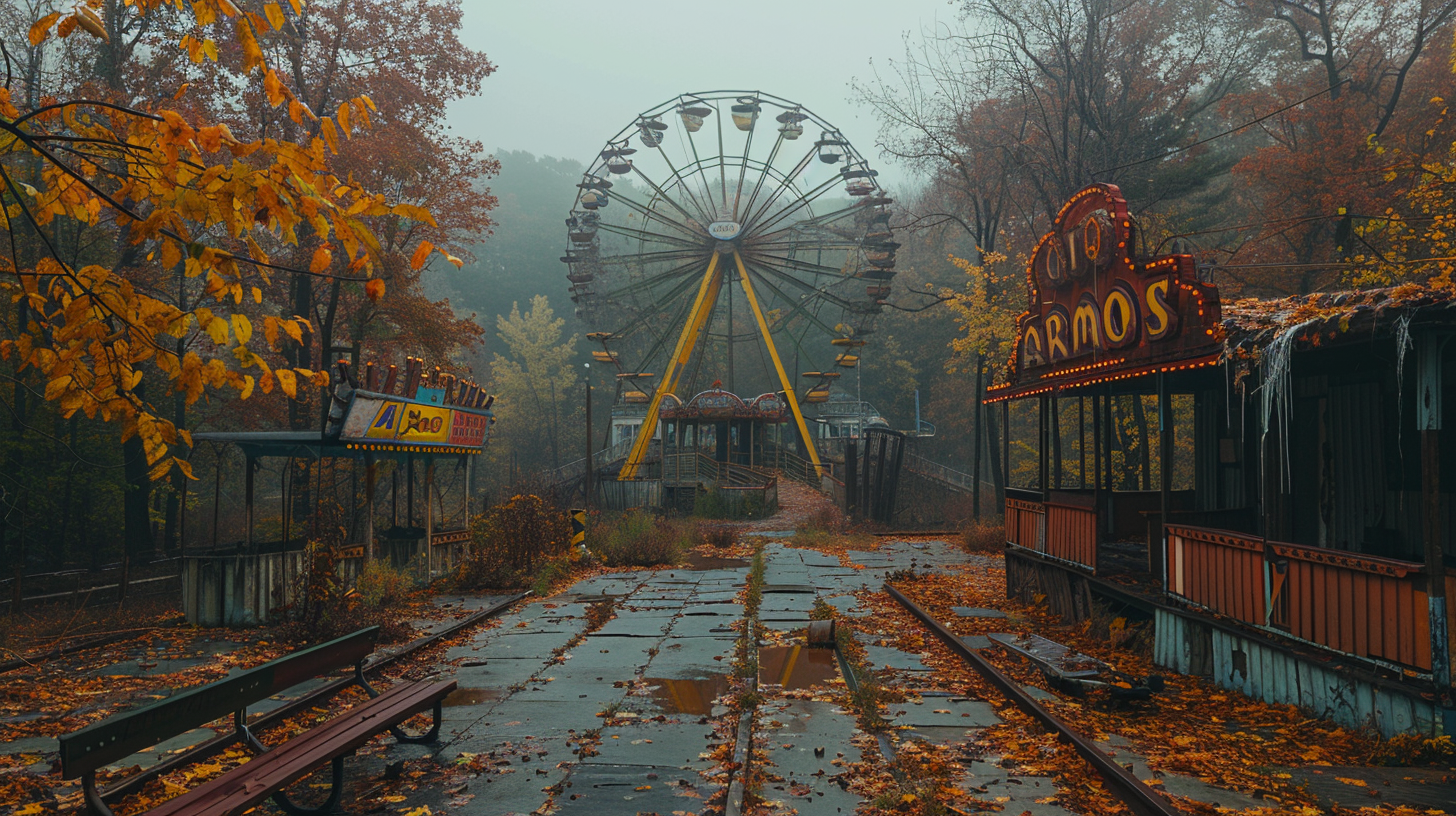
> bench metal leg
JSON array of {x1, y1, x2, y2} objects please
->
[
  {"x1": 82, "y1": 774, "x2": 118, "y2": 816},
  {"x1": 354, "y1": 663, "x2": 443, "y2": 744},
  {"x1": 271, "y1": 755, "x2": 345, "y2": 816},
  {"x1": 390, "y1": 700, "x2": 443, "y2": 744}
]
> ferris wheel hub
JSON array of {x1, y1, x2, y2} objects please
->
[{"x1": 707, "y1": 220, "x2": 742, "y2": 241}]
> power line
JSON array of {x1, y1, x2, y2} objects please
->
[{"x1": 1095, "y1": 79, "x2": 1351, "y2": 176}]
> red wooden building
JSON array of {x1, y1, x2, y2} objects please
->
[{"x1": 987, "y1": 183, "x2": 1455, "y2": 737}]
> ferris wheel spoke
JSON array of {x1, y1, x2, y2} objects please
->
[
  {"x1": 601, "y1": 259, "x2": 708, "y2": 299},
  {"x1": 748, "y1": 237, "x2": 863, "y2": 252},
  {"x1": 739, "y1": 142, "x2": 817, "y2": 230},
  {"x1": 601, "y1": 184, "x2": 703, "y2": 238},
  {"x1": 738, "y1": 130, "x2": 790, "y2": 225},
  {"x1": 746, "y1": 252, "x2": 854, "y2": 278},
  {"x1": 595, "y1": 221, "x2": 703, "y2": 249},
  {"x1": 677, "y1": 110, "x2": 716, "y2": 214},
  {"x1": 743, "y1": 259, "x2": 858, "y2": 322},
  {"x1": 739, "y1": 260, "x2": 844, "y2": 338},
  {"x1": 630, "y1": 163, "x2": 711, "y2": 227},
  {"x1": 654, "y1": 145, "x2": 716, "y2": 224},
  {"x1": 714, "y1": 99, "x2": 728, "y2": 213},
  {"x1": 598, "y1": 248, "x2": 707, "y2": 266},
  {"x1": 743, "y1": 173, "x2": 845, "y2": 236},
  {"x1": 729, "y1": 114, "x2": 763, "y2": 221}
]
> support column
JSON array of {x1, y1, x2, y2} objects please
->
[
  {"x1": 1418, "y1": 334, "x2": 1452, "y2": 692},
  {"x1": 620, "y1": 252, "x2": 723, "y2": 480},
  {"x1": 733, "y1": 251, "x2": 824, "y2": 477},
  {"x1": 364, "y1": 454, "x2": 376, "y2": 563},
  {"x1": 425, "y1": 460, "x2": 435, "y2": 579},
  {"x1": 1038, "y1": 396, "x2": 1048, "y2": 495},
  {"x1": 1157, "y1": 374, "x2": 1172, "y2": 584}
]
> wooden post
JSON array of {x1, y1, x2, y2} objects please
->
[
  {"x1": 364, "y1": 454, "x2": 376, "y2": 563},
  {"x1": 1050, "y1": 396, "x2": 1062, "y2": 490},
  {"x1": 584, "y1": 380, "x2": 593, "y2": 509},
  {"x1": 1093, "y1": 393, "x2": 1103, "y2": 511},
  {"x1": 1418, "y1": 334, "x2": 1452, "y2": 692},
  {"x1": 425, "y1": 460, "x2": 435, "y2": 579},
  {"x1": 1038, "y1": 396, "x2": 1048, "y2": 495},
  {"x1": 1157, "y1": 374, "x2": 1172, "y2": 585},
  {"x1": 1103, "y1": 390, "x2": 1115, "y2": 536},
  {"x1": 1002, "y1": 400, "x2": 1010, "y2": 495},
  {"x1": 972, "y1": 353, "x2": 985, "y2": 517}
]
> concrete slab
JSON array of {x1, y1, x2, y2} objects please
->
[
  {"x1": 593, "y1": 613, "x2": 676, "y2": 637},
  {"x1": 680, "y1": 603, "x2": 742, "y2": 616},
  {"x1": 648, "y1": 637, "x2": 736, "y2": 676},
  {"x1": 759, "y1": 700, "x2": 862, "y2": 814},
  {"x1": 451, "y1": 658, "x2": 544, "y2": 691},
  {"x1": 666, "y1": 615, "x2": 740, "y2": 638},
  {"x1": 861, "y1": 644, "x2": 929, "y2": 672},
  {"x1": 453, "y1": 760, "x2": 567, "y2": 815},
  {"x1": 888, "y1": 698, "x2": 1000, "y2": 728},
  {"x1": 554, "y1": 763, "x2": 715, "y2": 815},
  {"x1": 470, "y1": 631, "x2": 578, "y2": 660},
  {"x1": 953, "y1": 606, "x2": 1007, "y2": 618},
  {"x1": 960, "y1": 759, "x2": 1076, "y2": 815},
  {"x1": 585, "y1": 722, "x2": 718, "y2": 768}
]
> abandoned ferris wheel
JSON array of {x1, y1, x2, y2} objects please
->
[{"x1": 560, "y1": 90, "x2": 897, "y2": 479}]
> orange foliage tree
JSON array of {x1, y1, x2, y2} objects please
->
[{"x1": 0, "y1": 0, "x2": 484, "y2": 558}]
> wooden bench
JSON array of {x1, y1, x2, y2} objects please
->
[{"x1": 59, "y1": 626, "x2": 456, "y2": 816}]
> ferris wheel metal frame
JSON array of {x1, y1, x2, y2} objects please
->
[{"x1": 561, "y1": 90, "x2": 898, "y2": 481}]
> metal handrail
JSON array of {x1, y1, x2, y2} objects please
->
[{"x1": 903, "y1": 452, "x2": 977, "y2": 492}]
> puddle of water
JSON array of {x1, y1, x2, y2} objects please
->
[
  {"x1": 443, "y1": 687, "x2": 504, "y2": 707},
  {"x1": 758, "y1": 645, "x2": 839, "y2": 689},
  {"x1": 641, "y1": 676, "x2": 730, "y2": 715}
]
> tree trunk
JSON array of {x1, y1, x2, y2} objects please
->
[
  {"x1": 123, "y1": 386, "x2": 153, "y2": 559},
  {"x1": 971, "y1": 353, "x2": 985, "y2": 517},
  {"x1": 1132, "y1": 395, "x2": 1152, "y2": 489}
]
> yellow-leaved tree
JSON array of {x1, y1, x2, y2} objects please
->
[{"x1": 0, "y1": 0, "x2": 459, "y2": 484}]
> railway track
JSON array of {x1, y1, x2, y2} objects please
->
[
  {"x1": 884, "y1": 583, "x2": 1186, "y2": 816},
  {"x1": 98, "y1": 591, "x2": 530, "y2": 806}
]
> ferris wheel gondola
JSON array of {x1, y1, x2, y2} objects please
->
[{"x1": 564, "y1": 90, "x2": 895, "y2": 480}]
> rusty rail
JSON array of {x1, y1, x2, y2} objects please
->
[
  {"x1": 100, "y1": 591, "x2": 530, "y2": 805},
  {"x1": 884, "y1": 584, "x2": 1186, "y2": 816}
]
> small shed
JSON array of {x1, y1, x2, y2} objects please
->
[{"x1": 183, "y1": 356, "x2": 494, "y2": 626}]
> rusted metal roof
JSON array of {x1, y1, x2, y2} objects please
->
[{"x1": 1221, "y1": 284, "x2": 1456, "y2": 360}]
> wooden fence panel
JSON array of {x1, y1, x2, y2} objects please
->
[
  {"x1": 1164, "y1": 525, "x2": 1265, "y2": 626},
  {"x1": 1004, "y1": 498, "x2": 1045, "y2": 552},
  {"x1": 1270, "y1": 543, "x2": 1430, "y2": 671},
  {"x1": 1045, "y1": 502, "x2": 1097, "y2": 572}
]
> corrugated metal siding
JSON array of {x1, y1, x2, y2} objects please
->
[
  {"x1": 1005, "y1": 498, "x2": 1045, "y2": 552},
  {"x1": 1327, "y1": 382, "x2": 1385, "y2": 551},
  {"x1": 1273, "y1": 542, "x2": 1431, "y2": 671},
  {"x1": 1165, "y1": 526, "x2": 1266, "y2": 626},
  {"x1": 1045, "y1": 502, "x2": 1097, "y2": 572}
]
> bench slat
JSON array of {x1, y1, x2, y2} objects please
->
[
  {"x1": 146, "y1": 679, "x2": 455, "y2": 816},
  {"x1": 60, "y1": 627, "x2": 380, "y2": 779}
]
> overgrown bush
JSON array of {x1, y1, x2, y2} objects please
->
[
  {"x1": 457, "y1": 494, "x2": 572, "y2": 589},
  {"x1": 590, "y1": 510, "x2": 685, "y2": 567},
  {"x1": 960, "y1": 519, "x2": 1006, "y2": 553},
  {"x1": 275, "y1": 539, "x2": 411, "y2": 645},
  {"x1": 355, "y1": 560, "x2": 415, "y2": 607},
  {"x1": 698, "y1": 522, "x2": 737, "y2": 549},
  {"x1": 693, "y1": 488, "x2": 729, "y2": 518}
]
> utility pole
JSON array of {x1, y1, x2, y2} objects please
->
[{"x1": 584, "y1": 367, "x2": 594, "y2": 509}]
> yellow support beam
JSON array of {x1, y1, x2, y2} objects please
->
[
  {"x1": 618, "y1": 252, "x2": 723, "y2": 480},
  {"x1": 732, "y1": 251, "x2": 824, "y2": 478}
]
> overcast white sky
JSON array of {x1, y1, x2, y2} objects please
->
[{"x1": 446, "y1": 0, "x2": 961, "y2": 192}]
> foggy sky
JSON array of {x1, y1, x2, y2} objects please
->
[{"x1": 446, "y1": 0, "x2": 962, "y2": 193}]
